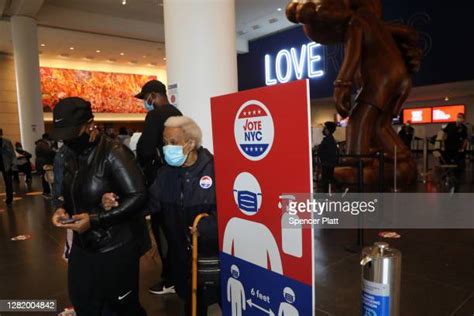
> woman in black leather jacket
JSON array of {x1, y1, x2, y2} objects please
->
[{"x1": 51, "y1": 97, "x2": 148, "y2": 316}]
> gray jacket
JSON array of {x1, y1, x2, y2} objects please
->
[{"x1": 1, "y1": 137, "x2": 17, "y2": 172}]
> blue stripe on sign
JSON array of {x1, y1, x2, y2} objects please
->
[{"x1": 240, "y1": 144, "x2": 269, "y2": 157}]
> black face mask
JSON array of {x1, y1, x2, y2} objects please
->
[{"x1": 63, "y1": 133, "x2": 92, "y2": 154}]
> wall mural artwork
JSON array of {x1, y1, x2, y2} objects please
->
[{"x1": 40, "y1": 67, "x2": 157, "y2": 113}]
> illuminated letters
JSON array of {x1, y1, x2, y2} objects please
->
[{"x1": 264, "y1": 43, "x2": 325, "y2": 85}]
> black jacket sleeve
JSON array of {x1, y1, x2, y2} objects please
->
[
  {"x1": 136, "y1": 111, "x2": 161, "y2": 166},
  {"x1": 147, "y1": 173, "x2": 162, "y2": 215},
  {"x1": 90, "y1": 144, "x2": 147, "y2": 228},
  {"x1": 136, "y1": 105, "x2": 183, "y2": 168}
]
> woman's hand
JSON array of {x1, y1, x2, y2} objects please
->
[
  {"x1": 189, "y1": 226, "x2": 199, "y2": 236},
  {"x1": 61, "y1": 213, "x2": 91, "y2": 234},
  {"x1": 102, "y1": 193, "x2": 119, "y2": 211},
  {"x1": 52, "y1": 208, "x2": 67, "y2": 227}
]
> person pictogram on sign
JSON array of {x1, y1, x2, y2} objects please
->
[
  {"x1": 277, "y1": 287, "x2": 299, "y2": 316},
  {"x1": 223, "y1": 172, "x2": 283, "y2": 274},
  {"x1": 227, "y1": 265, "x2": 246, "y2": 316}
]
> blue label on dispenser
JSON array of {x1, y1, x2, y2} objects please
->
[{"x1": 361, "y1": 279, "x2": 390, "y2": 315}]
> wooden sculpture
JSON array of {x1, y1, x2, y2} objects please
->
[{"x1": 287, "y1": 0, "x2": 422, "y2": 187}]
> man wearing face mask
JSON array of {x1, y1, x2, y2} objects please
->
[
  {"x1": 444, "y1": 113, "x2": 468, "y2": 169},
  {"x1": 135, "y1": 79, "x2": 182, "y2": 296},
  {"x1": 318, "y1": 122, "x2": 339, "y2": 192},
  {"x1": 135, "y1": 80, "x2": 182, "y2": 184},
  {"x1": 50, "y1": 97, "x2": 148, "y2": 316}
]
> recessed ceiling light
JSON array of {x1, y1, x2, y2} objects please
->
[
  {"x1": 40, "y1": 43, "x2": 46, "y2": 47},
  {"x1": 277, "y1": 7, "x2": 282, "y2": 11},
  {"x1": 163, "y1": 57, "x2": 167, "y2": 61},
  {"x1": 120, "y1": 52, "x2": 125, "y2": 56},
  {"x1": 444, "y1": 96, "x2": 450, "y2": 101},
  {"x1": 122, "y1": 0, "x2": 127, "y2": 5},
  {"x1": 96, "y1": 50, "x2": 101, "y2": 53},
  {"x1": 69, "y1": 47, "x2": 74, "y2": 50}
]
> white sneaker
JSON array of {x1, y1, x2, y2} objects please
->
[{"x1": 149, "y1": 282, "x2": 176, "y2": 295}]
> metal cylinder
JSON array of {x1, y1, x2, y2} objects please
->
[{"x1": 360, "y1": 242, "x2": 401, "y2": 316}]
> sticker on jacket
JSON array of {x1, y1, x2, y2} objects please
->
[{"x1": 200, "y1": 176, "x2": 213, "y2": 189}]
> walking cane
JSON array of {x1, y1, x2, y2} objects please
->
[{"x1": 192, "y1": 213, "x2": 209, "y2": 316}]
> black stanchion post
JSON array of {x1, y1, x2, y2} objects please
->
[
  {"x1": 357, "y1": 159, "x2": 364, "y2": 247},
  {"x1": 378, "y1": 151, "x2": 384, "y2": 192}
]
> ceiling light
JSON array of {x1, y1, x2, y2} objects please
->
[
  {"x1": 96, "y1": 50, "x2": 101, "y2": 53},
  {"x1": 40, "y1": 43, "x2": 46, "y2": 47},
  {"x1": 444, "y1": 96, "x2": 449, "y2": 101},
  {"x1": 163, "y1": 57, "x2": 167, "y2": 61},
  {"x1": 120, "y1": 52, "x2": 125, "y2": 56},
  {"x1": 122, "y1": 0, "x2": 127, "y2": 5},
  {"x1": 277, "y1": 7, "x2": 282, "y2": 11},
  {"x1": 142, "y1": 55, "x2": 147, "y2": 58},
  {"x1": 69, "y1": 47, "x2": 74, "y2": 50}
]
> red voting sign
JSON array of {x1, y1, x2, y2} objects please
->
[{"x1": 211, "y1": 80, "x2": 314, "y2": 316}]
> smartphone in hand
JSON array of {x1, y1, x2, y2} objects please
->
[{"x1": 59, "y1": 217, "x2": 78, "y2": 225}]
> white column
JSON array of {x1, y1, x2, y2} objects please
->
[
  {"x1": 164, "y1": 0, "x2": 238, "y2": 152},
  {"x1": 10, "y1": 15, "x2": 44, "y2": 153}
]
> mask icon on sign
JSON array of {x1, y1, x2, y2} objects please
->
[
  {"x1": 234, "y1": 190, "x2": 262, "y2": 214},
  {"x1": 283, "y1": 287, "x2": 296, "y2": 304}
]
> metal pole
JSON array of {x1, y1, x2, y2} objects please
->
[
  {"x1": 357, "y1": 159, "x2": 364, "y2": 246},
  {"x1": 393, "y1": 146, "x2": 398, "y2": 192},
  {"x1": 378, "y1": 152, "x2": 384, "y2": 192},
  {"x1": 423, "y1": 137, "x2": 428, "y2": 184}
]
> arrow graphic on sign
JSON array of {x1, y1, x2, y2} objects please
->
[{"x1": 247, "y1": 299, "x2": 275, "y2": 316}]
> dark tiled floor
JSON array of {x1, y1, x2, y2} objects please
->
[{"x1": 1, "y1": 170, "x2": 474, "y2": 316}]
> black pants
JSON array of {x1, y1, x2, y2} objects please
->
[
  {"x1": 150, "y1": 213, "x2": 172, "y2": 286},
  {"x1": 68, "y1": 242, "x2": 147, "y2": 316},
  {"x1": 1, "y1": 169, "x2": 13, "y2": 204},
  {"x1": 320, "y1": 166, "x2": 335, "y2": 192},
  {"x1": 13, "y1": 164, "x2": 32, "y2": 182}
]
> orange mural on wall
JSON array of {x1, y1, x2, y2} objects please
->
[{"x1": 40, "y1": 67, "x2": 157, "y2": 113}]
